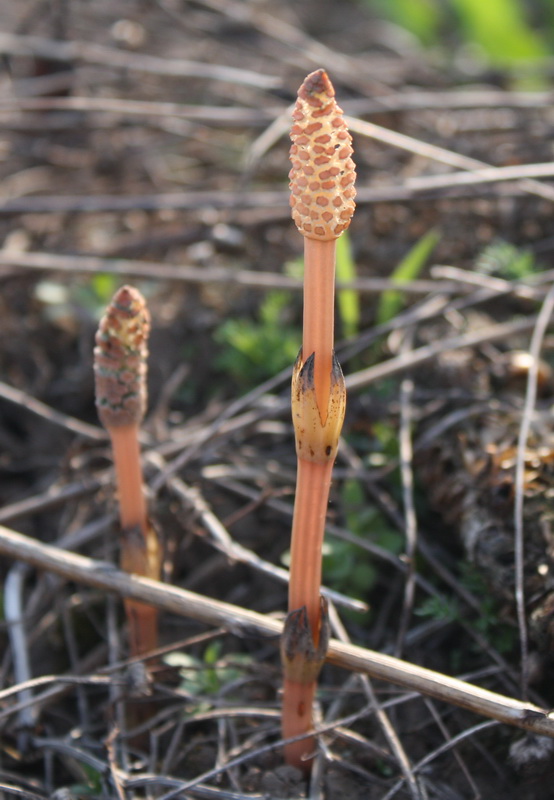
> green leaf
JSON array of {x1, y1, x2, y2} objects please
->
[
  {"x1": 449, "y1": 0, "x2": 547, "y2": 64},
  {"x1": 203, "y1": 640, "x2": 222, "y2": 665},
  {"x1": 376, "y1": 229, "x2": 439, "y2": 325},
  {"x1": 163, "y1": 647, "x2": 253, "y2": 698},
  {"x1": 341, "y1": 477, "x2": 365, "y2": 509},
  {"x1": 70, "y1": 762, "x2": 105, "y2": 797},
  {"x1": 336, "y1": 231, "x2": 360, "y2": 339},
  {"x1": 163, "y1": 652, "x2": 206, "y2": 695},
  {"x1": 214, "y1": 289, "x2": 299, "y2": 387},
  {"x1": 476, "y1": 239, "x2": 538, "y2": 280},
  {"x1": 91, "y1": 273, "x2": 119, "y2": 304},
  {"x1": 374, "y1": 0, "x2": 443, "y2": 45},
  {"x1": 415, "y1": 595, "x2": 459, "y2": 622}
]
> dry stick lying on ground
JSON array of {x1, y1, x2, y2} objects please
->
[
  {"x1": 0, "y1": 312, "x2": 544, "y2": 466},
  {"x1": 248, "y1": 106, "x2": 554, "y2": 205},
  {"x1": 7, "y1": 91, "x2": 550, "y2": 132},
  {"x1": 146, "y1": 452, "x2": 365, "y2": 613},
  {"x1": 1, "y1": 524, "x2": 554, "y2": 740},
  {"x1": 2, "y1": 160, "x2": 554, "y2": 214},
  {"x1": 0, "y1": 96, "x2": 279, "y2": 125},
  {"x1": 346, "y1": 314, "x2": 543, "y2": 392},
  {"x1": 0, "y1": 379, "x2": 106, "y2": 441},
  {"x1": 513, "y1": 284, "x2": 554, "y2": 698},
  {"x1": 0, "y1": 312, "x2": 544, "y2": 526},
  {"x1": 352, "y1": 88, "x2": 554, "y2": 113},
  {"x1": 94, "y1": 286, "x2": 160, "y2": 657},
  {"x1": 0, "y1": 249, "x2": 454, "y2": 295},
  {"x1": 282, "y1": 69, "x2": 356, "y2": 773},
  {"x1": 213, "y1": 467, "x2": 537, "y2": 717},
  {"x1": 0, "y1": 479, "x2": 106, "y2": 526},
  {"x1": 192, "y1": 0, "x2": 392, "y2": 95},
  {"x1": 346, "y1": 116, "x2": 554, "y2": 203},
  {"x1": 0, "y1": 32, "x2": 279, "y2": 90},
  {"x1": 328, "y1": 605, "x2": 421, "y2": 800}
]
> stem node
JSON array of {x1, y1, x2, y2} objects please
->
[
  {"x1": 292, "y1": 350, "x2": 346, "y2": 461},
  {"x1": 281, "y1": 598, "x2": 330, "y2": 683}
]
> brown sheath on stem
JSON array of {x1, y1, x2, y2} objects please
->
[
  {"x1": 284, "y1": 360, "x2": 344, "y2": 769},
  {"x1": 281, "y1": 600, "x2": 330, "y2": 770},
  {"x1": 94, "y1": 286, "x2": 160, "y2": 656},
  {"x1": 120, "y1": 519, "x2": 160, "y2": 656},
  {"x1": 289, "y1": 350, "x2": 345, "y2": 635},
  {"x1": 283, "y1": 69, "x2": 355, "y2": 774}
]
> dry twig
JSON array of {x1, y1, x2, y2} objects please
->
[
  {"x1": 0, "y1": 32, "x2": 279, "y2": 89},
  {"x1": 513, "y1": 283, "x2": 554, "y2": 697},
  {"x1": 1, "y1": 524, "x2": 554, "y2": 740}
]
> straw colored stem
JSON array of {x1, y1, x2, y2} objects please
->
[
  {"x1": 283, "y1": 456, "x2": 334, "y2": 773},
  {"x1": 109, "y1": 423, "x2": 147, "y2": 532},
  {"x1": 109, "y1": 422, "x2": 159, "y2": 656},
  {"x1": 302, "y1": 237, "x2": 336, "y2": 423},
  {"x1": 288, "y1": 458, "x2": 334, "y2": 639},
  {"x1": 282, "y1": 678, "x2": 317, "y2": 772},
  {"x1": 5, "y1": 524, "x2": 554, "y2": 741},
  {"x1": 284, "y1": 68, "x2": 355, "y2": 775},
  {"x1": 124, "y1": 595, "x2": 158, "y2": 657},
  {"x1": 93, "y1": 285, "x2": 159, "y2": 656}
]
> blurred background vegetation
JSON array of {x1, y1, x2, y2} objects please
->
[{"x1": 366, "y1": 0, "x2": 553, "y2": 72}]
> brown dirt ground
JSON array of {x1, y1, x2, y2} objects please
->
[{"x1": 1, "y1": 1, "x2": 554, "y2": 798}]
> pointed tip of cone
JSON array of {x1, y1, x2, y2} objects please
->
[
  {"x1": 299, "y1": 68, "x2": 333, "y2": 100},
  {"x1": 112, "y1": 284, "x2": 141, "y2": 307},
  {"x1": 94, "y1": 285, "x2": 150, "y2": 428}
]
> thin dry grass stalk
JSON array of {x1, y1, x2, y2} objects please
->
[
  {"x1": 2, "y1": 524, "x2": 554, "y2": 742},
  {"x1": 94, "y1": 285, "x2": 160, "y2": 656},
  {"x1": 283, "y1": 68, "x2": 356, "y2": 772}
]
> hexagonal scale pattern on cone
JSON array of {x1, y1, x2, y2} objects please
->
[
  {"x1": 94, "y1": 285, "x2": 150, "y2": 429},
  {"x1": 289, "y1": 69, "x2": 356, "y2": 241}
]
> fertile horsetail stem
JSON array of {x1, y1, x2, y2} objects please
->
[
  {"x1": 94, "y1": 285, "x2": 160, "y2": 657},
  {"x1": 282, "y1": 69, "x2": 356, "y2": 773}
]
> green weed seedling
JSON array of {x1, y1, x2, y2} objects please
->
[
  {"x1": 322, "y1": 479, "x2": 403, "y2": 623},
  {"x1": 69, "y1": 762, "x2": 106, "y2": 798},
  {"x1": 215, "y1": 288, "x2": 299, "y2": 387},
  {"x1": 476, "y1": 239, "x2": 540, "y2": 282},
  {"x1": 415, "y1": 561, "x2": 518, "y2": 658},
  {"x1": 336, "y1": 231, "x2": 360, "y2": 340},
  {"x1": 368, "y1": 0, "x2": 548, "y2": 67},
  {"x1": 377, "y1": 229, "x2": 439, "y2": 326},
  {"x1": 164, "y1": 642, "x2": 254, "y2": 711}
]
